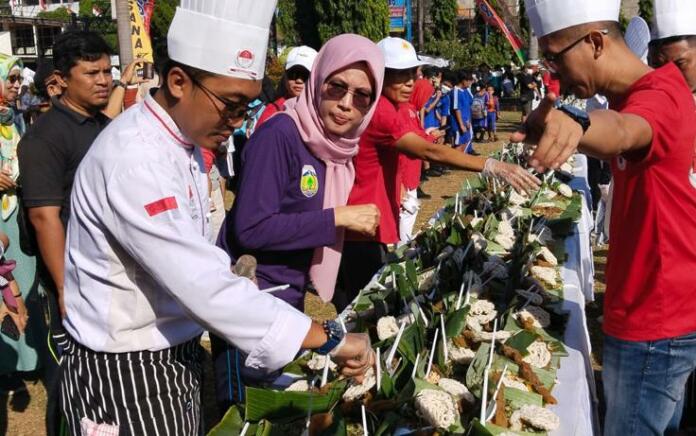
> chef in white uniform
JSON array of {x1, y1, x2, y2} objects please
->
[{"x1": 58, "y1": 1, "x2": 375, "y2": 434}]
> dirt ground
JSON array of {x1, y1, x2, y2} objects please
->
[{"x1": 0, "y1": 111, "x2": 609, "y2": 435}]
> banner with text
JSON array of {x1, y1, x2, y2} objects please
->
[
  {"x1": 129, "y1": 0, "x2": 154, "y2": 63},
  {"x1": 389, "y1": 0, "x2": 406, "y2": 33}
]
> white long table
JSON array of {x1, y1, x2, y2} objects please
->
[{"x1": 549, "y1": 154, "x2": 600, "y2": 435}]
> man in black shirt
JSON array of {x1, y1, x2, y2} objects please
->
[
  {"x1": 518, "y1": 63, "x2": 538, "y2": 122},
  {"x1": 17, "y1": 30, "x2": 112, "y2": 436}
]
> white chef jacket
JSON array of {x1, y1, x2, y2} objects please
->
[{"x1": 63, "y1": 94, "x2": 312, "y2": 371}]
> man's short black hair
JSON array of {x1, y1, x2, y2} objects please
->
[
  {"x1": 442, "y1": 70, "x2": 457, "y2": 85},
  {"x1": 649, "y1": 34, "x2": 696, "y2": 50},
  {"x1": 457, "y1": 70, "x2": 473, "y2": 83},
  {"x1": 422, "y1": 66, "x2": 442, "y2": 79},
  {"x1": 53, "y1": 30, "x2": 112, "y2": 77},
  {"x1": 34, "y1": 59, "x2": 55, "y2": 100}
]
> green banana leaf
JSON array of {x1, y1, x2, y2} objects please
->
[
  {"x1": 244, "y1": 380, "x2": 347, "y2": 422},
  {"x1": 207, "y1": 405, "x2": 247, "y2": 436},
  {"x1": 504, "y1": 386, "x2": 544, "y2": 409},
  {"x1": 445, "y1": 306, "x2": 470, "y2": 338}
]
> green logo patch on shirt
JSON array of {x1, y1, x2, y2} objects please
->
[{"x1": 300, "y1": 165, "x2": 319, "y2": 198}]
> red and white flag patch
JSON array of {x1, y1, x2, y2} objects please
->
[{"x1": 144, "y1": 197, "x2": 178, "y2": 217}]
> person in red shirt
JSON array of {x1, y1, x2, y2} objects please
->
[
  {"x1": 398, "y1": 78, "x2": 441, "y2": 244},
  {"x1": 515, "y1": 2, "x2": 696, "y2": 433},
  {"x1": 256, "y1": 46, "x2": 318, "y2": 127},
  {"x1": 336, "y1": 37, "x2": 540, "y2": 310}
]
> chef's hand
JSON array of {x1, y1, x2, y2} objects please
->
[
  {"x1": 330, "y1": 333, "x2": 375, "y2": 382},
  {"x1": 510, "y1": 93, "x2": 584, "y2": 173},
  {"x1": 482, "y1": 158, "x2": 540, "y2": 194},
  {"x1": 334, "y1": 205, "x2": 380, "y2": 236}
]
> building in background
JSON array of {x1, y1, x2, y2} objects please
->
[{"x1": 0, "y1": 1, "x2": 78, "y2": 68}]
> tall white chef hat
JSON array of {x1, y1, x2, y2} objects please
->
[
  {"x1": 167, "y1": 0, "x2": 277, "y2": 80},
  {"x1": 651, "y1": 0, "x2": 696, "y2": 41},
  {"x1": 524, "y1": 0, "x2": 621, "y2": 37}
]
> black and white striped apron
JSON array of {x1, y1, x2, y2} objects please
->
[{"x1": 59, "y1": 335, "x2": 204, "y2": 436}]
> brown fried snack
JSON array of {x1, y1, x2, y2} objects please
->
[{"x1": 502, "y1": 345, "x2": 557, "y2": 405}]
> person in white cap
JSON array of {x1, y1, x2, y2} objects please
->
[
  {"x1": 338, "y1": 37, "x2": 540, "y2": 307},
  {"x1": 649, "y1": 0, "x2": 696, "y2": 96},
  {"x1": 57, "y1": 1, "x2": 374, "y2": 434},
  {"x1": 513, "y1": 1, "x2": 696, "y2": 434},
  {"x1": 257, "y1": 45, "x2": 318, "y2": 126}
]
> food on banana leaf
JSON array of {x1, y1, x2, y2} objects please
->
[
  {"x1": 516, "y1": 306, "x2": 551, "y2": 329},
  {"x1": 342, "y1": 368, "x2": 376, "y2": 402},
  {"x1": 449, "y1": 340, "x2": 476, "y2": 365},
  {"x1": 285, "y1": 380, "x2": 310, "y2": 392},
  {"x1": 531, "y1": 265, "x2": 557, "y2": 288},
  {"x1": 307, "y1": 354, "x2": 337, "y2": 372},
  {"x1": 415, "y1": 389, "x2": 459, "y2": 429},
  {"x1": 438, "y1": 378, "x2": 476, "y2": 404},
  {"x1": 509, "y1": 404, "x2": 560, "y2": 432},
  {"x1": 522, "y1": 341, "x2": 552, "y2": 369},
  {"x1": 536, "y1": 246, "x2": 558, "y2": 266},
  {"x1": 377, "y1": 316, "x2": 400, "y2": 341}
]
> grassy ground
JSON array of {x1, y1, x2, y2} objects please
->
[{"x1": 0, "y1": 111, "x2": 609, "y2": 435}]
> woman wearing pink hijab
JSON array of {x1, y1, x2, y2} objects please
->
[{"x1": 214, "y1": 34, "x2": 384, "y2": 408}]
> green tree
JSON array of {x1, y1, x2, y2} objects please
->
[
  {"x1": 149, "y1": 0, "x2": 177, "y2": 55},
  {"x1": 638, "y1": 0, "x2": 653, "y2": 24},
  {"x1": 277, "y1": 0, "x2": 300, "y2": 46},
  {"x1": 313, "y1": 0, "x2": 388, "y2": 45},
  {"x1": 428, "y1": 0, "x2": 457, "y2": 42},
  {"x1": 37, "y1": 7, "x2": 73, "y2": 22}
]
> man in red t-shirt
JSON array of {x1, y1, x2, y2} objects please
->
[
  {"x1": 516, "y1": 2, "x2": 696, "y2": 434},
  {"x1": 336, "y1": 37, "x2": 540, "y2": 310}
]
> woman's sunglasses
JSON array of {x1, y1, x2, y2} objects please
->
[{"x1": 323, "y1": 81, "x2": 373, "y2": 110}]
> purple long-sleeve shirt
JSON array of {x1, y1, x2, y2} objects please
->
[{"x1": 222, "y1": 114, "x2": 337, "y2": 309}]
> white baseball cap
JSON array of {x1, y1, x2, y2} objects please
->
[
  {"x1": 525, "y1": 0, "x2": 620, "y2": 38},
  {"x1": 651, "y1": 0, "x2": 696, "y2": 41},
  {"x1": 168, "y1": 0, "x2": 276, "y2": 80},
  {"x1": 285, "y1": 46, "x2": 318, "y2": 72},
  {"x1": 377, "y1": 37, "x2": 427, "y2": 70}
]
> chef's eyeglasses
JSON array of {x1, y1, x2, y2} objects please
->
[
  {"x1": 323, "y1": 80, "x2": 373, "y2": 110},
  {"x1": 542, "y1": 29, "x2": 609, "y2": 73},
  {"x1": 189, "y1": 75, "x2": 248, "y2": 122}
]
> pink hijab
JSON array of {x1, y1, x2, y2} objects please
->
[{"x1": 284, "y1": 34, "x2": 385, "y2": 302}]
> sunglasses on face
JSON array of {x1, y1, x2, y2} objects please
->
[
  {"x1": 189, "y1": 75, "x2": 249, "y2": 122},
  {"x1": 7, "y1": 75, "x2": 23, "y2": 85},
  {"x1": 323, "y1": 81, "x2": 373, "y2": 110},
  {"x1": 286, "y1": 67, "x2": 310, "y2": 82}
]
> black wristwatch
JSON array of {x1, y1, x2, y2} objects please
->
[
  {"x1": 315, "y1": 320, "x2": 345, "y2": 355},
  {"x1": 557, "y1": 104, "x2": 591, "y2": 133}
]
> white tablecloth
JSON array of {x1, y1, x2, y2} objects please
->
[{"x1": 549, "y1": 154, "x2": 599, "y2": 435}]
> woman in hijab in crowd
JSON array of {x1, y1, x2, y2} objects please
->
[
  {"x1": 0, "y1": 54, "x2": 42, "y2": 391},
  {"x1": 212, "y1": 34, "x2": 384, "y2": 411}
]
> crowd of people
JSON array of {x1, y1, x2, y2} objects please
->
[{"x1": 0, "y1": 0, "x2": 694, "y2": 435}]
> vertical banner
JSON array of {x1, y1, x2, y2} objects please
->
[
  {"x1": 475, "y1": 0, "x2": 526, "y2": 64},
  {"x1": 136, "y1": 0, "x2": 156, "y2": 35},
  {"x1": 388, "y1": 0, "x2": 406, "y2": 33},
  {"x1": 129, "y1": 0, "x2": 154, "y2": 63}
]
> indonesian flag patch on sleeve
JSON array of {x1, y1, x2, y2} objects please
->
[{"x1": 144, "y1": 196, "x2": 179, "y2": 217}]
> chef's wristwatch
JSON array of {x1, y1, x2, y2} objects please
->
[
  {"x1": 558, "y1": 104, "x2": 591, "y2": 133},
  {"x1": 315, "y1": 320, "x2": 345, "y2": 355}
]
